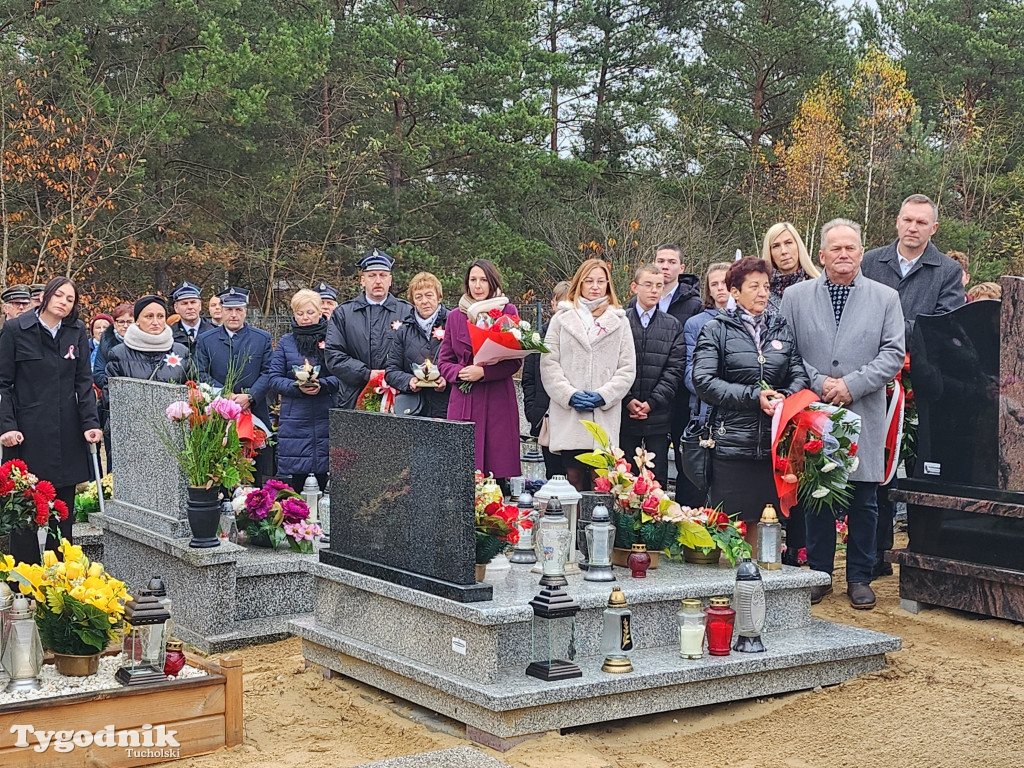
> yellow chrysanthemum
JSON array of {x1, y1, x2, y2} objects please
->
[
  {"x1": 87, "y1": 562, "x2": 104, "y2": 579},
  {"x1": 43, "y1": 550, "x2": 58, "y2": 568},
  {"x1": 64, "y1": 561, "x2": 84, "y2": 581}
]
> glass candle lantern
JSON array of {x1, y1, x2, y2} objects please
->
[
  {"x1": 147, "y1": 576, "x2": 173, "y2": 639},
  {"x1": 509, "y1": 491, "x2": 538, "y2": 564},
  {"x1": 520, "y1": 439, "x2": 547, "y2": 483},
  {"x1": 535, "y1": 498, "x2": 571, "y2": 587},
  {"x1": 117, "y1": 589, "x2": 172, "y2": 686},
  {"x1": 0, "y1": 582, "x2": 13, "y2": 687},
  {"x1": 2, "y1": 595, "x2": 43, "y2": 692},
  {"x1": 583, "y1": 504, "x2": 616, "y2": 582},
  {"x1": 164, "y1": 640, "x2": 186, "y2": 677},
  {"x1": 301, "y1": 473, "x2": 322, "y2": 524},
  {"x1": 756, "y1": 504, "x2": 782, "y2": 570},
  {"x1": 535, "y1": 476, "x2": 582, "y2": 571},
  {"x1": 526, "y1": 585, "x2": 582, "y2": 682},
  {"x1": 677, "y1": 598, "x2": 706, "y2": 659},
  {"x1": 733, "y1": 558, "x2": 767, "y2": 653},
  {"x1": 600, "y1": 586, "x2": 634, "y2": 673},
  {"x1": 318, "y1": 481, "x2": 331, "y2": 542},
  {"x1": 627, "y1": 543, "x2": 651, "y2": 578},
  {"x1": 704, "y1": 596, "x2": 736, "y2": 656}
]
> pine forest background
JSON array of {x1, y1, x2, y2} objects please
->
[{"x1": 2, "y1": 0, "x2": 1023, "y2": 316}]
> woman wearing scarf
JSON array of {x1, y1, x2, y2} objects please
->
[
  {"x1": 385, "y1": 272, "x2": 451, "y2": 419},
  {"x1": 104, "y1": 296, "x2": 190, "y2": 386},
  {"x1": 540, "y1": 259, "x2": 636, "y2": 491},
  {"x1": 268, "y1": 289, "x2": 339, "y2": 493},
  {"x1": 760, "y1": 222, "x2": 820, "y2": 314},
  {"x1": 692, "y1": 258, "x2": 809, "y2": 554},
  {"x1": 437, "y1": 259, "x2": 522, "y2": 481}
]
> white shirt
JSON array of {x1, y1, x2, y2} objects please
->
[
  {"x1": 635, "y1": 304, "x2": 654, "y2": 328},
  {"x1": 658, "y1": 283, "x2": 678, "y2": 314},
  {"x1": 37, "y1": 312, "x2": 61, "y2": 339},
  {"x1": 896, "y1": 245, "x2": 920, "y2": 278},
  {"x1": 365, "y1": 294, "x2": 387, "y2": 306},
  {"x1": 181, "y1": 320, "x2": 202, "y2": 337}
]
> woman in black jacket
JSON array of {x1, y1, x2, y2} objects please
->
[
  {"x1": 692, "y1": 258, "x2": 810, "y2": 553},
  {"x1": 105, "y1": 296, "x2": 190, "y2": 387},
  {"x1": 385, "y1": 272, "x2": 451, "y2": 419},
  {"x1": 0, "y1": 277, "x2": 102, "y2": 563}
]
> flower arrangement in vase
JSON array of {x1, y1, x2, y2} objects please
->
[
  {"x1": 0, "y1": 459, "x2": 70, "y2": 537},
  {"x1": 667, "y1": 507, "x2": 751, "y2": 566},
  {"x1": 234, "y1": 480, "x2": 322, "y2": 553},
  {"x1": 6, "y1": 540, "x2": 129, "y2": 674},
  {"x1": 474, "y1": 471, "x2": 529, "y2": 566},
  {"x1": 574, "y1": 422, "x2": 716, "y2": 558}
]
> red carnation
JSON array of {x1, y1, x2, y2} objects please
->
[
  {"x1": 36, "y1": 480, "x2": 56, "y2": 501},
  {"x1": 0, "y1": 478, "x2": 14, "y2": 495},
  {"x1": 849, "y1": 443, "x2": 859, "y2": 457},
  {"x1": 736, "y1": 521, "x2": 747, "y2": 536},
  {"x1": 10, "y1": 459, "x2": 27, "y2": 472},
  {"x1": 773, "y1": 455, "x2": 789, "y2": 472},
  {"x1": 506, "y1": 529, "x2": 520, "y2": 545},
  {"x1": 805, "y1": 439, "x2": 823, "y2": 454},
  {"x1": 53, "y1": 499, "x2": 69, "y2": 521},
  {"x1": 487, "y1": 308, "x2": 503, "y2": 319},
  {"x1": 484, "y1": 501, "x2": 502, "y2": 515}
]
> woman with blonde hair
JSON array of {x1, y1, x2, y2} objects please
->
[
  {"x1": 386, "y1": 271, "x2": 451, "y2": 418},
  {"x1": 268, "y1": 288, "x2": 340, "y2": 493},
  {"x1": 761, "y1": 222, "x2": 820, "y2": 314},
  {"x1": 541, "y1": 259, "x2": 636, "y2": 490}
]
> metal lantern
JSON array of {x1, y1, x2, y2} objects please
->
[
  {"x1": 301, "y1": 473, "x2": 322, "y2": 524},
  {"x1": 147, "y1": 576, "x2": 173, "y2": 639},
  {"x1": 520, "y1": 439, "x2": 546, "y2": 483},
  {"x1": 535, "y1": 476, "x2": 582, "y2": 573},
  {"x1": 117, "y1": 589, "x2": 172, "y2": 686},
  {"x1": 0, "y1": 583, "x2": 12, "y2": 687},
  {"x1": 526, "y1": 585, "x2": 582, "y2": 682},
  {"x1": 2, "y1": 595, "x2": 43, "y2": 692},
  {"x1": 534, "y1": 497, "x2": 572, "y2": 587},
  {"x1": 509, "y1": 491, "x2": 538, "y2": 564},
  {"x1": 318, "y1": 481, "x2": 331, "y2": 542},
  {"x1": 756, "y1": 504, "x2": 782, "y2": 570},
  {"x1": 583, "y1": 504, "x2": 616, "y2": 582},
  {"x1": 732, "y1": 558, "x2": 767, "y2": 653},
  {"x1": 600, "y1": 587, "x2": 634, "y2": 673}
]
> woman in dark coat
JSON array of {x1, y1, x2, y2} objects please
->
[
  {"x1": 104, "y1": 295, "x2": 190, "y2": 388},
  {"x1": 438, "y1": 259, "x2": 522, "y2": 480},
  {"x1": 385, "y1": 272, "x2": 451, "y2": 419},
  {"x1": 268, "y1": 289, "x2": 339, "y2": 493},
  {"x1": 0, "y1": 277, "x2": 102, "y2": 563},
  {"x1": 692, "y1": 258, "x2": 810, "y2": 555}
]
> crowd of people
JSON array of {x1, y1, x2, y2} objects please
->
[{"x1": 0, "y1": 193, "x2": 981, "y2": 610}]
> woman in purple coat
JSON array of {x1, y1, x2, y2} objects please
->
[{"x1": 438, "y1": 259, "x2": 522, "y2": 480}]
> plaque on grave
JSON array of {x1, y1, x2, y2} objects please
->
[
  {"x1": 909, "y1": 300, "x2": 1000, "y2": 488},
  {"x1": 322, "y1": 410, "x2": 492, "y2": 602}
]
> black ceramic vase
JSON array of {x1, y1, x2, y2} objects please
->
[{"x1": 187, "y1": 486, "x2": 222, "y2": 548}]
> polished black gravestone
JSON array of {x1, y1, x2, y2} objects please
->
[
  {"x1": 888, "y1": 283, "x2": 1024, "y2": 621},
  {"x1": 323, "y1": 410, "x2": 492, "y2": 602}
]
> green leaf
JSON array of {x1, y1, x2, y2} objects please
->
[
  {"x1": 574, "y1": 451, "x2": 609, "y2": 469},
  {"x1": 579, "y1": 420, "x2": 611, "y2": 449}
]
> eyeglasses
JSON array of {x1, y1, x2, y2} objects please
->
[
  {"x1": 636, "y1": 282, "x2": 662, "y2": 290},
  {"x1": 114, "y1": 319, "x2": 132, "y2": 327}
]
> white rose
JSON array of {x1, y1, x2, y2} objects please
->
[
  {"x1": 532, "y1": 332, "x2": 541, "y2": 343},
  {"x1": 850, "y1": 457, "x2": 860, "y2": 472},
  {"x1": 519, "y1": 320, "x2": 531, "y2": 331},
  {"x1": 811, "y1": 487, "x2": 830, "y2": 499},
  {"x1": 821, "y1": 462, "x2": 838, "y2": 473},
  {"x1": 511, "y1": 328, "x2": 522, "y2": 340}
]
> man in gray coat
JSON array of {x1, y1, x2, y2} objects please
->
[
  {"x1": 860, "y1": 194, "x2": 965, "y2": 577},
  {"x1": 780, "y1": 219, "x2": 905, "y2": 610}
]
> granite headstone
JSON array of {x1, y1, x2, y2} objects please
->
[
  {"x1": 998, "y1": 276, "x2": 1024, "y2": 491},
  {"x1": 323, "y1": 410, "x2": 492, "y2": 602}
]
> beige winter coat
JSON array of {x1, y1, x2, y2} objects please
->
[{"x1": 540, "y1": 301, "x2": 636, "y2": 453}]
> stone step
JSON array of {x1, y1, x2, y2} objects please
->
[{"x1": 355, "y1": 746, "x2": 510, "y2": 767}]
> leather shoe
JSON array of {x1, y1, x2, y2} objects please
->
[
  {"x1": 872, "y1": 560, "x2": 894, "y2": 578},
  {"x1": 810, "y1": 584, "x2": 833, "y2": 604},
  {"x1": 848, "y1": 582, "x2": 876, "y2": 610}
]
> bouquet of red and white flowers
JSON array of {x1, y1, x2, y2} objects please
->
[
  {"x1": 466, "y1": 308, "x2": 548, "y2": 367},
  {"x1": 772, "y1": 390, "x2": 861, "y2": 516},
  {"x1": 356, "y1": 371, "x2": 397, "y2": 412},
  {"x1": 474, "y1": 471, "x2": 530, "y2": 564},
  {"x1": 0, "y1": 459, "x2": 69, "y2": 537},
  {"x1": 233, "y1": 479, "x2": 322, "y2": 553}
]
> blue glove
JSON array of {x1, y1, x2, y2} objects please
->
[
  {"x1": 569, "y1": 392, "x2": 595, "y2": 411},
  {"x1": 583, "y1": 391, "x2": 605, "y2": 408}
]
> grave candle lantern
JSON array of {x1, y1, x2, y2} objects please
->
[
  {"x1": 525, "y1": 585, "x2": 582, "y2": 682},
  {"x1": 704, "y1": 596, "x2": 736, "y2": 656},
  {"x1": 535, "y1": 497, "x2": 571, "y2": 587},
  {"x1": 677, "y1": 598, "x2": 706, "y2": 659},
  {"x1": 117, "y1": 589, "x2": 171, "y2": 686},
  {"x1": 2, "y1": 595, "x2": 43, "y2": 692},
  {"x1": 583, "y1": 504, "x2": 616, "y2": 582},
  {"x1": 600, "y1": 586, "x2": 634, "y2": 673}
]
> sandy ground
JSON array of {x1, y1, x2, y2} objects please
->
[{"x1": 177, "y1": 534, "x2": 1024, "y2": 768}]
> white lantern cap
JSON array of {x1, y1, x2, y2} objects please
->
[{"x1": 534, "y1": 475, "x2": 582, "y2": 505}]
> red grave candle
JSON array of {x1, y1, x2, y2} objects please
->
[{"x1": 704, "y1": 596, "x2": 736, "y2": 656}]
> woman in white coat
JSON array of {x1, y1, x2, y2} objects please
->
[{"x1": 541, "y1": 259, "x2": 636, "y2": 490}]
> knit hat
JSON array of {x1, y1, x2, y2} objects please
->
[{"x1": 133, "y1": 295, "x2": 168, "y2": 320}]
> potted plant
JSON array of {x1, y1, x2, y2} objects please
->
[
  {"x1": 161, "y1": 382, "x2": 256, "y2": 547},
  {"x1": 233, "y1": 480, "x2": 321, "y2": 553},
  {"x1": 8, "y1": 539, "x2": 129, "y2": 676},
  {"x1": 0, "y1": 459, "x2": 72, "y2": 560},
  {"x1": 75, "y1": 473, "x2": 113, "y2": 522},
  {"x1": 474, "y1": 472, "x2": 527, "y2": 580},
  {"x1": 668, "y1": 507, "x2": 751, "y2": 566},
  {"x1": 575, "y1": 423, "x2": 715, "y2": 567}
]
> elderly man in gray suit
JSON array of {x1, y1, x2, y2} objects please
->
[
  {"x1": 780, "y1": 219, "x2": 905, "y2": 610},
  {"x1": 861, "y1": 193, "x2": 965, "y2": 578}
]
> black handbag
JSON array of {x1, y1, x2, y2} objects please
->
[
  {"x1": 393, "y1": 391, "x2": 424, "y2": 416},
  {"x1": 679, "y1": 321, "x2": 726, "y2": 493}
]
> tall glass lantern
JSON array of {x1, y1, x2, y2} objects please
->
[
  {"x1": 535, "y1": 498, "x2": 572, "y2": 587},
  {"x1": 2, "y1": 595, "x2": 42, "y2": 692},
  {"x1": 583, "y1": 504, "x2": 616, "y2": 582},
  {"x1": 535, "y1": 476, "x2": 582, "y2": 572},
  {"x1": 756, "y1": 504, "x2": 782, "y2": 570},
  {"x1": 117, "y1": 589, "x2": 171, "y2": 686},
  {"x1": 600, "y1": 587, "x2": 634, "y2": 673},
  {"x1": 0, "y1": 583, "x2": 13, "y2": 687},
  {"x1": 520, "y1": 439, "x2": 547, "y2": 483},
  {"x1": 301, "y1": 473, "x2": 322, "y2": 524},
  {"x1": 526, "y1": 585, "x2": 582, "y2": 681},
  {"x1": 509, "y1": 491, "x2": 538, "y2": 564}
]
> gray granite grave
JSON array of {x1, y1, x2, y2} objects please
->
[
  {"x1": 324, "y1": 410, "x2": 491, "y2": 602},
  {"x1": 91, "y1": 378, "x2": 318, "y2": 652},
  {"x1": 294, "y1": 557, "x2": 900, "y2": 750},
  {"x1": 354, "y1": 746, "x2": 510, "y2": 768}
]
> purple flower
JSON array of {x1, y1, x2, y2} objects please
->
[
  {"x1": 244, "y1": 488, "x2": 274, "y2": 521},
  {"x1": 264, "y1": 479, "x2": 291, "y2": 494},
  {"x1": 280, "y1": 497, "x2": 309, "y2": 524},
  {"x1": 206, "y1": 397, "x2": 242, "y2": 421}
]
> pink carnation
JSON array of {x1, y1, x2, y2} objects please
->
[
  {"x1": 207, "y1": 397, "x2": 242, "y2": 421},
  {"x1": 265, "y1": 479, "x2": 291, "y2": 494},
  {"x1": 245, "y1": 488, "x2": 274, "y2": 520},
  {"x1": 280, "y1": 497, "x2": 309, "y2": 524},
  {"x1": 166, "y1": 401, "x2": 193, "y2": 421}
]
